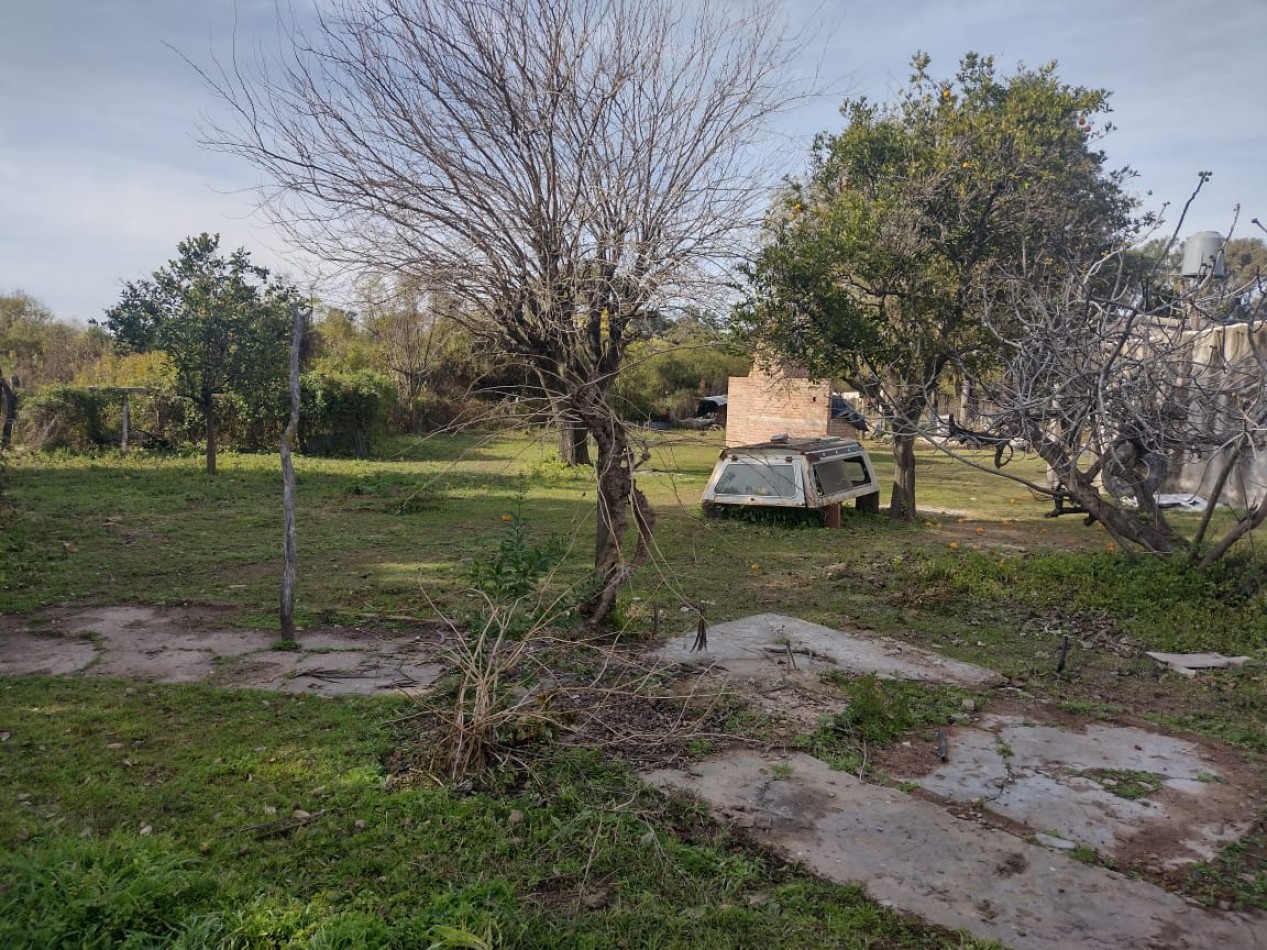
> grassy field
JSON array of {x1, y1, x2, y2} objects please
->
[{"x1": 2, "y1": 429, "x2": 1266, "y2": 945}]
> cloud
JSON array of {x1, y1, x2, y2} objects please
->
[{"x1": 3, "y1": 0, "x2": 1264, "y2": 320}]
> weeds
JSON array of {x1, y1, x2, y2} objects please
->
[
  {"x1": 0, "y1": 678, "x2": 984, "y2": 947},
  {"x1": 527, "y1": 452, "x2": 590, "y2": 484},
  {"x1": 0, "y1": 834, "x2": 216, "y2": 947},
  {"x1": 1081, "y1": 768, "x2": 1165, "y2": 801},
  {"x1": 795, "y1": 674, "x2": 973, "y2": 776},
  {"x1": 467, "y1": 501, "x2": 566, "y2": 604}
]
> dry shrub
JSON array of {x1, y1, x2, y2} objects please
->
[
  {"x1": 409, "y1": 593, "x2": 748, "y2": 785},
  {"x1": 420, "y1": 598, "x2": 563, "y2": 782}
]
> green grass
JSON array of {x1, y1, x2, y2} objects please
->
[
  {"x1": 2, "y1": 428, "x2": 1266, "y2": 926},
  {"x1": 795, "y1": 674, "x2": 974, "y2": 776},
  {"x1": 3, "y1": 430, "x2": 1265, "y2": 764},
  {"x1": 0, "y1": 677, "x2": 984, "y2": 948},
  {"x1": 1079, "y1": 768, "x2": 1165, "y2": 801}
]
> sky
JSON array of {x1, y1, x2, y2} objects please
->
[{"x1": 2, "y1": 0, "x2": 1264, "y2": 325}]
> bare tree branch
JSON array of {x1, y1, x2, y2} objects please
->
[{"x1": 195, "y1": 0, "x2": 811, "y2": 624}]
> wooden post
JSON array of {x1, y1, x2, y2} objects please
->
[
  {"x1": 824, "y1": 502, "x2": 842, "y2": 528},
  {"x1": 279, "y1": 302, "x2": 310, "y2": 643},
  {"x1": 120, "y1": 391, "x2": 130, "y2": 453},
  {"x1": 0, "y1": 372, "x2": 17, "y2": 449}
]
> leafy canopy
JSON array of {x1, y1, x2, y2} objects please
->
[
  {"x1": 100, "y1": 233, "x2": 297, "y2": 473},
  {"x1": 101, "y1": 233, "x2": 295, "y2": 408},
  {"x1": 740, "y1": 52, "x2": 1140, "y2": 517},
  {"x1": 745, "y1": 52, "x2": 1137, "y2": 395}
]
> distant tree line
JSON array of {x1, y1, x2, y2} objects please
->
[{"x1": 1, "y1": 250, "x2": 748, "y2": 461}]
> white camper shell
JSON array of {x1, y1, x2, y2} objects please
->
[{"x1": 701, "y1": 436, "x2": 880, "y2": 519}]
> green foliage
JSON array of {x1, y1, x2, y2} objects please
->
[
  {"x1": 890, "y1": 547, "x2": 1267, "y2": 654},
  {"x1": 0, "y1": 290, "x2": 109, "y2": 390},
  {"x1": 1079, "y1": 768, "x2": 1164, "y2": 801},
  {"x1": 0, "y1": 834, "x2": 217, "y2": 948},
  {"x1": 314, "y1": 278, "x2": 505, "y2": 436},
  {"x1": 743, "y1": 52, "x2": 1138, "y2": 513},
  {"x1": 1070, "y1": 844, "x2": 1103, "y2": 866},
  {"x1": 613, "y1": 324, "x2": 750, "y2": 423},
  {"x1": 795, "y1": 674, "x2": 969, "y2": 774},
  {"x1": 300, "y1": 370, "x2": 396, "y2": 457},
  {"x1": 19, "y1": 385, "x2": 116, "y2": 450},
  {"x1": 527, "y1": 451, "x2": 590, "y2": 483},
  {"x1": 467, "y1": 505, "x2": 566, "y2": 603},
  {"x1": 99, "y1": 233, "x2": 298, "y2": 472}
]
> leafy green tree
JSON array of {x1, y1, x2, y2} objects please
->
[
  {"x1": 614, "y1": 315, "x2": 750, "y2": 422},
  {"x1": 0, "y1": 291, "x2": 109, "y2": 391},
  {"x1": 1220, "y1": 237, "x2": 1267, "y2": 319},
  {"x1": 100, "y1": 234, "x2": 297, "y2": 474},
  {"x1": 743, "y1": 53, "x2": 1137, "y2": 518}
]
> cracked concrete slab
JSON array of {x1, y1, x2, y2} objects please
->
[
  {"x1": 654, "y1": 612, "x2": 998, "y2": 687},
  {"x1": 0, "y1": 632, "x2": 98, "y2": 676},
  {"x1": 216, "y1": 649, "x2": 444, "y2": 695},
  {"x1": 0, "y1": 606, "x2": 447, "y2": 695},
  {"x1": 644, "y1": 751, "x2": 1264, "y2": 950},
  {"x1": 908, "y1": 715, "x2": 1258, "y2": 867}
]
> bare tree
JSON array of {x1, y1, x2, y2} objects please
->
[
  {"x1": 199, "y1": 0, "x2": 806, "y2": 624},
  {"x1": 352, "y1": 275, "x2": 471, "y2": 433},
  {"x1": 955, "y1": 208, "x2": 1267, "y2": 565}
]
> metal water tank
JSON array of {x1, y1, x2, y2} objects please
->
[{"x1": 1180, "y1": 231, "x2": 1226, "y2": 279}]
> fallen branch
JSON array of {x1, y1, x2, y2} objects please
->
[{"x1": 245, "y1": 808, "x2": 329, "y2": 839}]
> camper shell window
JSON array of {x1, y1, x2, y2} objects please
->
[
  {"x1": 813, "y1": 457, "x2": 872, "y2": 496},
  {"x1": 712, "y1": 462, "x2": 799, "y2": 498}
]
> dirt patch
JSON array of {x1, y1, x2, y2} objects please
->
[{"x1": 0, "y1": 631, "x2": 98, "y2": 676}]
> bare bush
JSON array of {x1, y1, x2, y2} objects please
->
[{"x1": 958, "y1": 213, "x2": 1267, "y2": 564}]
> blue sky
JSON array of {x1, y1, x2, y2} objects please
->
[{"x1": 2, "y1": 0, "x2": 1264, "y2": 323}]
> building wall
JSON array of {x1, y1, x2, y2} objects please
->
[
  {"x1": 726, "y1": 361, "x2": 859, "y2": 446},
  {"x1": 1162, "y1": 323, "x2": 1267, "y2": 507}
]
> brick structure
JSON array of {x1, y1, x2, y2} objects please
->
[{"x1": 725, "y1": 360, "x2": 860, "y2": 448}]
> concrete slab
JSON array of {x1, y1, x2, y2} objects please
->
[
  {"x1": 909, "y1": 715, "x2": 1258, "y2": 867},
  {"x1": 644, "y1": 751, "x2": 1265, "y2": 950},
  {"x1": 654, "y1": 612, "x2": 998, "y2": 687},
  {"x1": 66, "y1": 607, "x2": 276, "y2": 657},
  {"x1": 0, "y1": 606, "x2": 448, "y2": 696},
  {"x1": 0, "y1": 632, "x2": 97, "y2": 676}
]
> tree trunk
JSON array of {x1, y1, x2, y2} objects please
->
[
  {"x1": 1038, "y1": 441, "x2": 1183, "y2": 555},
  {"x1": 548, "y1": 389, "x2": 591, "y2": 466},
  {"x1": 559, "y1": 418, "x2": 591, "y2": 466},
  {"x1": 203, "y1": 396, "x2": 217, "y2": 476},
  {"x1": 886, "y1": 389, "x2": 925, "y2": 522},
  {"x1": 580, "y1": 411, "x2": 653, "y2": 627},
  {"x1": 120, "y1": 391, "x2": 130, "y2": 454},
  {"x1": 889, "y1": 433, "x2": 917, "y2": 521}
]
